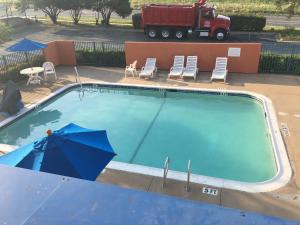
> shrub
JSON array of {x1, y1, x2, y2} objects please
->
[
  {"x1": 259, "y1": 53, "x2": 300, "y2": 74},
  {"x1": 76, "y1": 50, "x2": 125, "y2": 67},
  {"x1": 132, "y1": 13, "x2": 142, "y2": 29},
  {"x1": 229, "y1": 15, "x2": 266, "y2": 31}
]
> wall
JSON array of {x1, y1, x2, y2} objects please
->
[
  {"x1": 125, "y1": 42, "x2": 261, "y2": 74},
  {"x1": 43, "y1": 41, "x2": 77, "y2": 66}
]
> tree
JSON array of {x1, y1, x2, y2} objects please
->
[
  {"x1": 276, "y1": 0, "x2": 300, "y2": 17},
  {"x1": 60, "y1": 0, "x2": 93, "y2": 25},
  {"x1": 32, "y1": 0, "x2": 64, "y2": 24},
  {"x1": 3, "y1": 0, "x2": 14, "y2": 18},
  {"x1": 92, "y1": 0, "x2": 132, "y2": 25},
  {"x1": 15, "y1": 0, "x2": 31, "y2": 18}
]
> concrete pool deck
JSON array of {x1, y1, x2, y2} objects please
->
[{"x1": 0, "y1": 66, "x2": 300, "y2": 221}]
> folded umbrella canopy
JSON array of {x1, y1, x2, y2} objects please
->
[
  {"x1": 0, "y1": 123, "x2": 116, "y2": 181},
  {"x1": 6, "y1": 38, "x2": 47, "y2": 52}
]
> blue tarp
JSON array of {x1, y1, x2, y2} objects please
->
[
  {"x1": 0, "y1": 165, "x2": 299, "y2": 225},
  {"x1": 0, "y1": 123, "x2": 116, "y2": 180},
  {"x1": 6, "y1": 38, "x2": 47, "y2": 52}
]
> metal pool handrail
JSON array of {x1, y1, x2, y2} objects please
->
[
  {"x1": 186, "y1": 160, "x2": 191, "y2": 192},
  {"x1": 162, "y1": 156, "x2": 170, "y2": 189},
  {"x1": 74, "y1": 67, "x2": 84, "y2": 100},
  {"x1": 74, "y1": 66, "x2": 82, "y2": 88}
]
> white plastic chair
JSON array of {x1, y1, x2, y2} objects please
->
[
  {"x1": 211, "y1": 57, "x2": 228, "y2": 82},
  {"x1": 182, "y1": 56, "x2": 198, "y2": 80},
  {"x1": 139, "y1": 58, "x2": 157, "y2": 79},
  {"x1": 125, "y1": 60, "x2": 138, "y2": 77},
  {"x1": 168, "y1": 56, "x2": 184, "y2": 79},
  {"x1": 43, "y1": 62, "x2": 57, "y2": 80}
]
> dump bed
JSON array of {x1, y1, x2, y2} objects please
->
[{"x1": 141, "y1": 4, "x2": 197, "y2": 28}]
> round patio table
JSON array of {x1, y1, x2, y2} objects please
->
[{"x1": 20, "y1": 67, "x2": 44, "y2": 85}]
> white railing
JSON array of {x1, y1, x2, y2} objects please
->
[
  {"x1": 74, "y1": 67, "x2": 84, "y2": 99},
  {"x1": 74, "y1": 66, "x2": 82, "y2": 87},
  {"x1": 186, "y1": 160, "x2": 191, "y2": 192},
  {"x1": 162, "y1": 156, "x2": 170, "y2": 189}
]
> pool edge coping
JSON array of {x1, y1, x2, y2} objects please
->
[{"x1": 0, "y1": 81, "x2": 292, "y2": 193}]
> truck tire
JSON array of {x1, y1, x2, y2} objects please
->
[
  {"x1": 147, "y1": 28, "x2": 158, "y2": 38},
  {"x1": 161, "y1": 29, "x2": 171, "y2": 39},
  {"x1": 214, "y1": 29, "x2": 227, "y2": 41},
  {"x1": 175, "y1": 29, "x2": 185, "y2": 40}
]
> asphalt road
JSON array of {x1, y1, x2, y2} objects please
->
[
  {"x1": 1, "y1": 5, "x2": 300, "y2": 28},
  {"x1": 0, "y1": 22, "x2": 299, "y2": 56}
]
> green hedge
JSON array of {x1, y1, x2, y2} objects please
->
[
  {"x1": 259, "y1": 53, "x2": 300, "y2": 74},
  {"x1": 76, "y1": 50, "x2": 125, "y2": 67},
  {"x1": 132, "y1": 13, "x2": 142, "y2": 29},
  {"x1": 0, "y1": 57, "x2": 44, "y2": 83},
  {"x1": 230, "y1": 15, "x2": 266, "y2": 31}
]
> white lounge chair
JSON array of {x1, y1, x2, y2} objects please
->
[
  {"x1": 211, "y1": 57, "x2": 228, "y2": 82},
  {"x1": 125, "y1": 60, "x2": 138, "y2": 77},
  {"x1": 43, "y1": 62, "x2": 57, "y2": 80},
  {"x1": 139, "y1": 58, "x2": 157, "y2": 79},
  {"x1": 168, "y1": 56, "x2": 185, "y2": 79},
  {"x1": 182, "y1": 56, "x2": 198, "y2": 80}
]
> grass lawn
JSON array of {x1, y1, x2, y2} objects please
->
[
  {"x1": 0, "y1": 22, "x2": 12, "y2": 43},
  {"x1": 265, "y1": 26, "x2": 300, "y2": 41},
  {"x1": 130, "y1": 0, "x2": 300, "y2": 15},
  {"x1": 36, "y1": 16, "x2": 132, "y2": 27}
]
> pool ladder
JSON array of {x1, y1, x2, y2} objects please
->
[
  {"x1": 186, "y1": 160, "x2": 191, "y2": 192},
  {"x1": 162, "y1": 156, "x2": 170, "y2": 189},
  {"x1": 162, "y1": 157, "x2": 191, "y2": 192},
  {"x1": 74, "y1": 67, "x2": 84, "y2": 99},
  {"x1": 74, "y1": 66, "x2": 82, "y2": 88}
]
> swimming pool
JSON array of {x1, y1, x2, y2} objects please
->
[{"x1": 0, "y1": 83, "x2": 291, "y2": 192}]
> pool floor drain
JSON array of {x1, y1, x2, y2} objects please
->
[{"x1": 280, "y1": 123, "x2": 290, "y2": 137}]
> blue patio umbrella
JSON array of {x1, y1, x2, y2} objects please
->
[
  {"x1": 0, "y1": 123, "x2": 116, "y2": 181},
  {"x1": 6, "y1": 38, "x2": 47, "y2": 52}
]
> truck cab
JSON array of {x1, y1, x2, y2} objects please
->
[{"x1": 197, "y1": 5, "x2": 231, "y2": 40}]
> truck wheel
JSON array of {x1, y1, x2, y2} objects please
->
[
  {"x1": 214, "y1": 29, "x2": 227, "y2": 41},
  {"x1": 175, "y1": 30, "x2": 185, "y2": 40},
  {"x1": 161, "y1": 29, "x2": 171, "y2": 39},
  {"x1": 147, "y1": 29, "x2": 158, "y2": 38}
]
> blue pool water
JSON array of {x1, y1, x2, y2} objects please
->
[{"x1": 0, "y1": 85, "x2": 277, "y2": 182}]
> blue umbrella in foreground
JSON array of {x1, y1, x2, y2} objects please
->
[
  {"x1": 0, "y1": 123, "x2": 116, "y2": 181},
  {"x1": 6, "y1": 38, "x2": 47, "y2": 52}
]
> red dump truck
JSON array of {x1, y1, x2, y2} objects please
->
[{"x1": 140, "y1": 0, "x2": 231, "y2": 41}]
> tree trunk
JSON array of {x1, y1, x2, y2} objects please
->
[
  {"x1": 71, "y1": 9, "x2": 81, "y2": 25},
  {"x1": 49, "y1": 15, "x2": 58, "y2": 24}
]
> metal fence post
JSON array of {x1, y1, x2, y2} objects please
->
[
  {"x1": 287, "y1": 44, "x2": 296, "y2": 73},
  {"x1": 93, "y1": 42, "x2": 96, "y2": 52},
  {"x1": 101, "y1": 42, "x2": 105, "y2": 52},
  {"x1": 2, "y1": 55, "x2": 8, "y2": 72}
]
